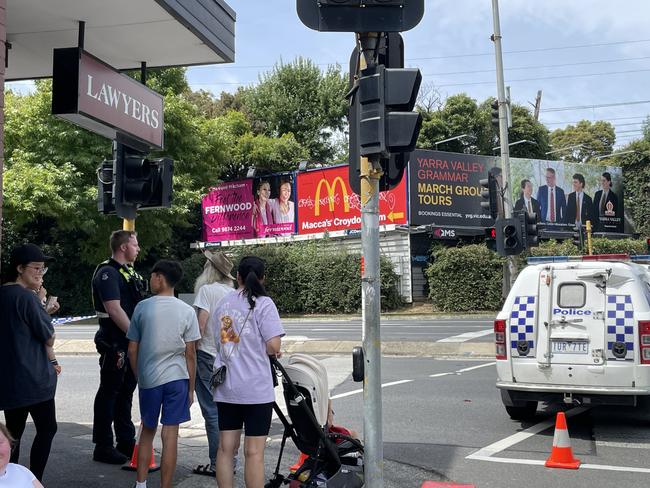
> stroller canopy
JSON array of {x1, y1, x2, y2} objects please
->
[{"x1": 283, "y1": 353, "x2": 329, "y2": 427}]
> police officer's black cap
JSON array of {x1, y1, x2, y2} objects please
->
[{"x1": 11, "y1": 243, "x2": 55, "y2": 265}]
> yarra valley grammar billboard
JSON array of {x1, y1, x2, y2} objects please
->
[{"x1": 409, "y1": 149, "x2": 624, "y2": 233}]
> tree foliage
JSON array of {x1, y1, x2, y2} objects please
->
[
  {"x1": 549, "y1": 120, "x2": 616, "y2": 163},
  {"x1": 241, "y1": 58, "x2": 348, "y2": 163},
  {"x1": 417, "y1": 94, "x2": 550, "y2": 157}
]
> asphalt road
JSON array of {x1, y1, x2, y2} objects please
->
[
  {"x1": 54, "y1": 317, "x2": 495, "y2": 343},
  {"x1": 14, "y1": 355, "x2": 650, "y2": 487}
]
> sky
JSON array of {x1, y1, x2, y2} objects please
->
[{"x1": 9, "y1": 0, "x2": 650, "y2": 149}]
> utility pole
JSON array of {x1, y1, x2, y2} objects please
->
[
  {"x1": 490, "y1": 0, "x2": 517, "y2": 292},
  {"x1": 356, "y1": 33, "x2": 384, "y2": 488},
  {"x1": 533, "y1": 90, "x2": 542, "y2": 121}
]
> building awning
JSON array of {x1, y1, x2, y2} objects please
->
[{"x1": 6, "y1": 0, "x2": 236, "y2": 81}]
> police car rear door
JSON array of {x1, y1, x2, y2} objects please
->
[{"x1": 540, "y1": 266, "x2": 608, "y2": 367}]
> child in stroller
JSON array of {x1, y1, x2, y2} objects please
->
[{"x1": 266, "y1": 354, "x2": 364, "y2": 488}]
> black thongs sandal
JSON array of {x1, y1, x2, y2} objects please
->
[{"x1": 193, "y1": 464, "x2": 216, "y2": 477}]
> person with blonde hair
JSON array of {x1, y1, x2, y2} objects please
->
[
  {"x1": 191, "y1": 251, "x2": 235, "y2": 478},
  {"x1": 0, "y1": 423, "x2": 43, "y2": 487}
]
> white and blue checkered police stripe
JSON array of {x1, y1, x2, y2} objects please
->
[
  {"x1": 51, "y1": 315, "x2": 97, "y2": 325},
  {"x1": 605, "y1": 295, "x2": 634, "y2": 361},
  {"x1": 509, "y1": 296, "x2": 536, "y2": 357}
]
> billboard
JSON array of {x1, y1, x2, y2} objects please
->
[
  {"x1": 202, "y1": 173, "x2": 297, "y2": 242},
  {"x1": 296, "y1": 165, "x2": 407, "y2": 235},
  {"x1": 409, "y1": 150, "x2": 624, "y2": 233},
  {"x1": 409, "y1": 150, "x2": 497, "y2": 227}
]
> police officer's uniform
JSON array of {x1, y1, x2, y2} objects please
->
[{"x1": 91, "y1": 258, "x2": 146, "y2": 460}]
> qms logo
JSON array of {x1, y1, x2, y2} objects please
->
[{"x1": 433, "y1": 228, "x2": 456, "y2": 238}]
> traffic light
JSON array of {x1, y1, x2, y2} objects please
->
[
  {"x1": 479, "y1": 173, "x2": 499, "y2": 219},
  {"x1": 490, "y1": 99, "x2": 500, "y2": 131},
  {"x1": 114, "y1": 143, "x2": 174, "y2": 220},
  {"x1": 495, "y1": 217, "x2": 524, "y2": 256},
  {"x1": 521, "y1": 212, "x2": 539, "y2": 249},
  {"x1": 572, "y1": 225, "x2": 585, "y2": 251},
  {"x1": 348, "y1": 34, "x2": 410, "y2": 193},
  {"x1": 296, "y1": 0, "x2": 424, "y2": 33},
  {"x1": 485, "y1": 226, "x2": 497, "y2": 251},
  {"x1": 97, "y1": 159, "x2": 115, "y2": 215}
]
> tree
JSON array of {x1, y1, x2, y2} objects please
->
[
  {"x1": 549, "y1": 120, "x2": 616, "y2": 163},
  {"x1": 613, "y1": 138, "x2": 650, "y2": 237},
  {"x1": 241, "y1": 57, "x2": 348, "y2": 163},
  {"x1": 416, "y1": 94, "x2": 550, "y2": 158}
]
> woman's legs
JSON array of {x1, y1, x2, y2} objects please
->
[
  {"x1": 216, "y1": 430, "x2": 240, "y2": 488},
  {"x1": 243, "y1": 435, "x2": 267, "y2": 488},
  {"x1": 27, "y1": 398, "x2": 57, "y2": 481},
  {"x1": 4, "y1": 406, "x2": 30, "y2": 463}
]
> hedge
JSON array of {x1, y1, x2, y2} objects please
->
[
  {"x1": 180, "y1": 240, "x2": 403, "y2": 314},
  {"x1": 425, "y1": 238, "x2": 647, "y2": 313}
]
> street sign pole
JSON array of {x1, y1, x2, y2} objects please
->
[
  {"x1": 357, "y1": 33, "x2": 384, "y2": 488},
  {"x1": 491, "y1": 0, "x2": 517, "y2": 292}
]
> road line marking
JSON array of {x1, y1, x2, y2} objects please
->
[
  {"x1": 455, "y1": 362, "x2": 496, "y2": 373},
  {"x1": 595, "y1": 441, "x2": 650, "y2": 449},
  {"x1": 429, "y1": 373, "x2": 453, "y2": 378},
  {"x1": 467, "y1": 406, "x2": 588, "y2": 458},
  {"x1": 436, "y1": 328, "x2": 494, "y2": 343},
  {"x1": 331, "y1": 379, "x2": 414, "y2": 399},
  {"x1": 468, "y1": 455, "x2": 650, "y2": 473}
]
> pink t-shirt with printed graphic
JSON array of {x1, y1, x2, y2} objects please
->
[{"x1": 211, "y1": 291, "x2": 285, "y2": 404}]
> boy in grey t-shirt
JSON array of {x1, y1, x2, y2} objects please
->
[{"x1": 127, "y1": 260, "x2": 200, "y2": 488}]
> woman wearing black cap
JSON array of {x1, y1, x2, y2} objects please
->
[{"x1": 0, "y1": 243, "x2": 60, "y2": 482}]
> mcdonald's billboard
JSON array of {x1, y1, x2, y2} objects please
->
[{"x1": 296, "y1": 165, "x2": 407, "y2": 235}]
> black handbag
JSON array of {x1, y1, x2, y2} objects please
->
[{"x1": 210, "y1": 365, "x2": 227, "y2": 389}]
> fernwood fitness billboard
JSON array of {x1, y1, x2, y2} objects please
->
[{"x1": 409, "y1": 149, "x2": 624, "y2": 232}]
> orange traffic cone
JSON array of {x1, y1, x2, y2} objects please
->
[
  {"x1": 289, "y1": 452, "x2": 309, "y2": 473},
  {"x1": 122, "y1": 426, "x2": 160, "y2": 473},
  {"x1": 545, "y1": 412, "x2": 581, "y2": 469}
]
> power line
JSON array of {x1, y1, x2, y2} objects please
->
[
  {"x1": 187, "y1": 38, "x2": 650, "y2": 71},
  {"x1": 436, "y1": 68, "x2": 650, "y2": 88},
  {"x1": 542, "y1": 116, "x2": 648, "y2": 125},
  {"x1": 542, "y1": 100, "x2": 650, "y2": 113},
  {"x1": 429, "y1": 55, "x2": 650, "y2": 77}
]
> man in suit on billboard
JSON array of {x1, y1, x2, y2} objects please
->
[
  {"x1": 514, "y1": 179, "x2": 540, "y2": 220},
  {"x1": 536, "y1": 168, "x2": 566, "y2": 224},
  {"x1": 592, "y1": 171, "x2": 619, "y2": 231},
  {"x1": 566, "y1": 173, "x2": 594, "y2": 227}
]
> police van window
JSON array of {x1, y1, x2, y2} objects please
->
[
  {"x1": 644, "y1": 280, "x2": 650, "y2": 308},
  {"x1": 558, "y1": 283, "x2": 586, "y2": 308}
]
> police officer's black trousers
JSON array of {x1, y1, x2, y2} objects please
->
[{"x1": 92, "y1": 347, "x2": 137, "y2": 449}]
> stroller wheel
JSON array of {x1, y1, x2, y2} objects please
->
[{"x1": 265, "y1": 474, "x2": 286, "y2": 488}]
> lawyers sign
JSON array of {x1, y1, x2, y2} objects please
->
[{"x1": 52, "y1": 48, "x2": 164, "y2": 149}]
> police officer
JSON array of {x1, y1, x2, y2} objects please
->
[{"x1": 91, "y1": 230, "x2": 147, "y2": 464}]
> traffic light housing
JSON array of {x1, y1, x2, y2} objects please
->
[
  {"x1": 522, "y1": 211, "x2": 539, "y2": 248},
  {"x1": 296, "y1": 0, "x2": 425, "y2": 33},
  {"x1": 358, "y1": 64, "x2": 422, "y2": 158},
  {"x1": 495, "y1": 217, "x2": 524, "y2": 256},
  {"x1": 572, "y1": 225, "x2": 586, "y2": 251},
  {"x1": 97, "y1": 159, "x2": 115, "y2": 215},
  {"x1": 646, "y1": 237, "x2": 650, "y2": 253},
  {"x1": 490, "y1": 99, "x2": 499, "y2": 131},
  {"x1": 485, "y1": 226, "x2": 497, "y2": 251},
  {"x1": 479, "y1": 173, "x2": 499, "y2": 219},
  {"x1": 114, "y1": 143, "x2": 173, "y2": 220}
]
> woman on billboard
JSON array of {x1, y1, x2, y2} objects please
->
[
  {"x1": 268, "y1": 179, "x2": 295, "y2": 235},
  {"x1": 251, "y1": 180, "x2": 274, "y2": 238}
]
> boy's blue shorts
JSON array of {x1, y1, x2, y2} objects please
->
[{"x1": 139, "y1": 379, "x2": 190, "y2": 428}]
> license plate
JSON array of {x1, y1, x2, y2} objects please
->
[{"x1": 551, "y1": 341, "x2": 589, "y2": 354}]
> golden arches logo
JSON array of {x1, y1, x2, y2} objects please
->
[{"x1": 314, "y1": 176, "x2": 350, "y2": 217}]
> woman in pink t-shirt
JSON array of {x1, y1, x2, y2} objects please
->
[{"x1": 212, "y1": 256, "x2": 285, "y2": 488}]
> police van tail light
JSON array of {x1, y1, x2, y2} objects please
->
[
  {"x1": 639, "y1": 321, "x2": 650, "y2": 364},
  {"x1": 495, "y1": 319, "x2": 507, "y2": 360}
]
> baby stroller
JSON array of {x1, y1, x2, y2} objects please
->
[{"x1": 266, "y1": 354, "x2": 364, "y2": 488}]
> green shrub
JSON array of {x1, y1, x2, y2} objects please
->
[
  {"x1": 426, "y1": 244, "x2": 505, "y2": 312},
  {"x1": 529, "y1": 237, "x2": 647, "y2": 258},
  {"x1": 181, "y1": 240, "x2": 403, "y2": 314}
]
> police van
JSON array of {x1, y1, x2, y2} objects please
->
[{"x1": 495, "y1": 254, "x2": 650, "y2": 420}]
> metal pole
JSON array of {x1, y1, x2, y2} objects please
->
[
  {"x1": 586, "y1": 220, "x2": 593, "y2": 255},
  {"x1": 491, "y1": 0, "x2": 517, "y2": 291},
  {"x1": 357, "y1": 33, "x2": 384, "y2": 488}
]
